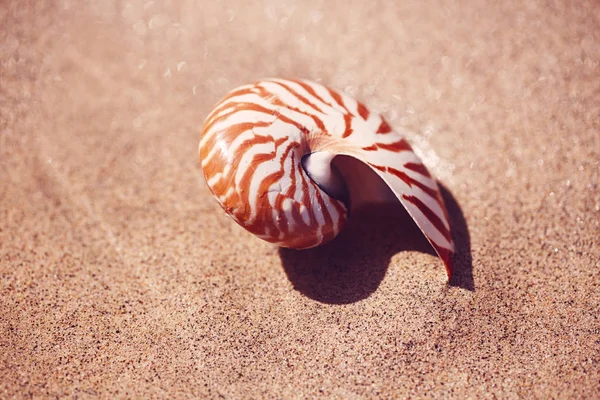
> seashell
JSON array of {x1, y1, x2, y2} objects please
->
[{"x1": 199, "y1": 79, "x2": 454, "y2": 278}]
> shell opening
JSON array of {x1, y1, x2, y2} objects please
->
[
  {"x1": 332, "y1": 155, "x2": 397, "y2": 212},
  {"x1": 301, "y1": 152, "x2": 349, "y2": 206}
]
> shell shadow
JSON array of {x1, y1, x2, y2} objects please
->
[{"x1": 279, "y1": 186, "x2": 474, "y2": 304}]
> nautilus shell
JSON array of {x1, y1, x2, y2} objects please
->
[{"x1": 199, "y1": 79, "x2": 454, "y2": 278}]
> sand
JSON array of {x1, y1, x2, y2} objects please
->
[{"x1": 1, "y1": 1, "x2": 599, "y2": 398}]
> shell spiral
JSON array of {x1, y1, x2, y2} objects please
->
[
  {"x1": 199, "y1": 78, "x2": 455, "y2": 277},
  {"x1": 199, "y1": 79, "x2": 349, "y2": 249}
]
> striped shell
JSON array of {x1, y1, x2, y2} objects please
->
[{"x1": 199, "y1": 79, "x2": 454, "y2": 278}]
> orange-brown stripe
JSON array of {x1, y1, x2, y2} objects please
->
[
  {"x1": 211, "y1": 136, "x2": 275, "y2": 198},
  {"x1": 402, "y1": 194, "x2": 452, "y2": 243},
  {"x1": 270, "y1": 80, "x2": 324, "y2": 114},
  {"x1": 300, "y1": 167, "x2": 318, "y2": 233},
  {"x1": 361, "y1": 139, "x2": 412, "y2": 152},
  {"x1": 403, "y1": 162, "x2": 432, "y2": 178},
  {"x1": 357, "y1": 102, "x2": 370, "y2": 120},
  {"x1": 342, "y1": 113, "x2": 353, "y2": 138},
  {"x1": 377, "y1": 139, "x2": 412, "y2": 152},
  {"x1": 376, "y1": 119, "x2": 392, "y2": 134},
  {"x1": 386, "y1": 167, "x2": 443, "y2": 208},
  {"x1": 202, "y1": 102, "x2": 274, "y2": 135},
  {"x1": 433, "y1": 243, "x2": 454, "y2": 279},
  {"x1": 200, "y1": 121, "x2": 271, "y2": 166},
  {"x1": 270, "y1": 97, "x2": 326, "y2": 133},
  {"x1": 314, "y1": 189, "x2": 335, "y2": 244},
  {"x1": 292, "y1": 80, "x2": 331, "y2": 109},
  {"x1": 244, "y1": 142, "x2": 297, "y2": 236},
  {"x1": 327, "y1": 88, "x2": 350, "y2": 113}
]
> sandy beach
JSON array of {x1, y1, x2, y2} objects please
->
[{"x1": 1, "y1": 1, "x2": 599, "y2": 398}]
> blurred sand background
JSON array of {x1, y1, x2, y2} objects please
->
[{"x1": 1, "y1": 0, "x2": 599, "y2": 398}]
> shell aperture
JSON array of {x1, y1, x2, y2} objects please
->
[{"x1": 199, "y1": 78, "x2": 454, "y2": 278}]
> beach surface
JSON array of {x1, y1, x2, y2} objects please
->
[{"x1": 1, "y1": 1, "x2": 599, "y2": 398}]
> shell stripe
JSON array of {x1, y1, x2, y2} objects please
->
[
  {"x1": 268, "y1": 80, "x2": 325, "y2": 114},
  {"x1": 376, "y1": 120, "x2": 393, "y2": 134},
  {"x1": 361, "y1": 139, "x2": 413, "y2": 152}
]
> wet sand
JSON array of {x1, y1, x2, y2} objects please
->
[{"x1": 1, "y1": 1, "x2": 599, "y2": 398}]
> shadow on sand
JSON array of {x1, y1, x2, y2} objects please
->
[{"x1": 279, "y1": 185, "x2": 473, "y2": 304}]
